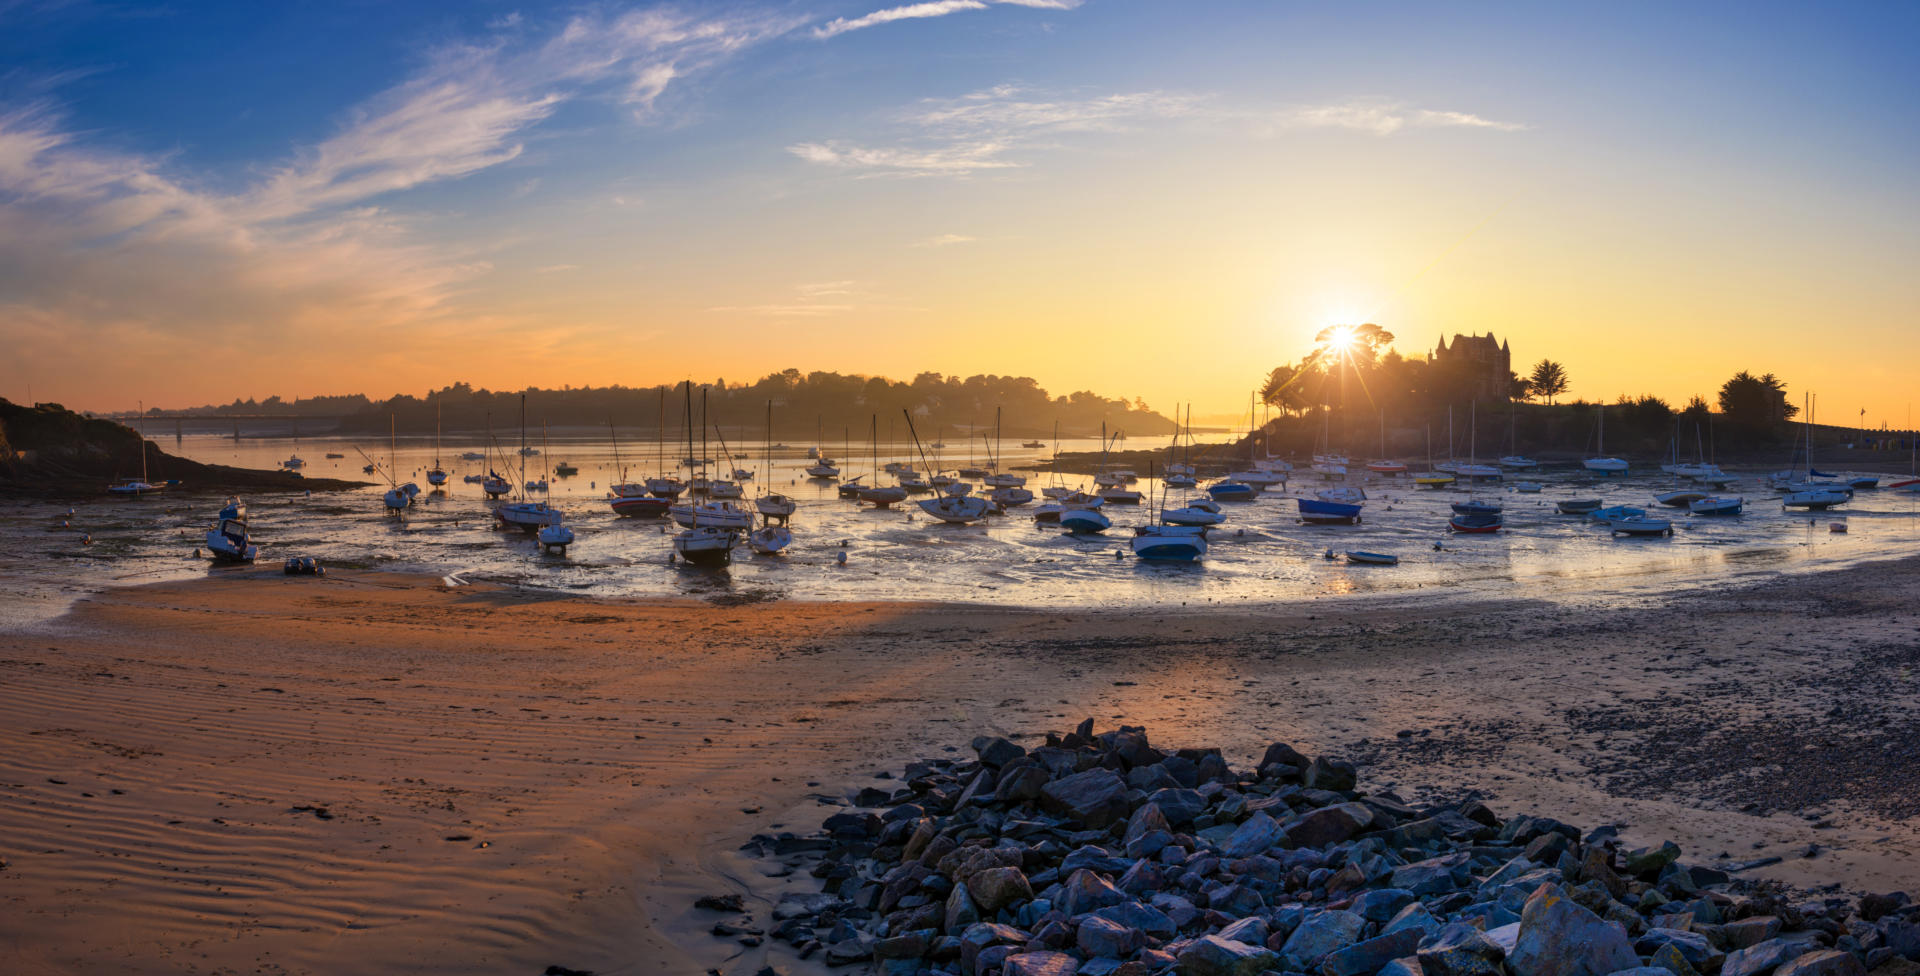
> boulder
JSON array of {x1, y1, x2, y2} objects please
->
[
  {"x1": 995, "y1": 764, "x2": 1051, "y2": 803},
  {"x1": 974, "y1": 736, "x2": 1026, "y2": 767},
  {"x1": 1221, "y1": 811, "x2": 1287, "y2": 858},
  {"x1": 1280, "y1": 910, "x2": 1366, "y2": 970},
  {"x1": 1726, "y1": 939, "x2": 1830, "y2": 976},
  {"x1": 1304, "y1": 756, "x2": 1358, "y2": 791},
  {"x1": 1286, "y1": 802, "x2": 1375, "y2": 848},
  {"x1": 1322, "y1": 928, "x2": 1425, "y2": 976},
  {"x1": 1148, "y1": 787, "x2": 1210, "y2": 826},
  {"x1": 1078, "y1": 916, "x2": 1144, "y2": 958},
  {"x1": 1417, "y1": 921, "x2": 1510, "y2": 976},
  {"x1": 966, "y1": 866, "x2": 1033, "y2": 913},
  {"x1": 1059, "y1": 868, "x2": 1128, "y2": 916},
  {"x1": 1177, "y1": 935, "x2": 1280, "y2": 976},
  {"x1": 1774, "y1": 952, "x2": 1868, "y2": 976},
  {"x1": 1041, "y1": 768, "x2": 1130, "y2": 827},
  {"x1": 1507, "y1": 884, "x2": 1638, "y2": 976},
  {"x1": 1003, "y1": 950, "x2": 1079, "y2": 976}
]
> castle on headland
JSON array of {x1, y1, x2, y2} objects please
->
[{"x1": 1429, "y1": 332, "x2": 1512, "y2": 401}]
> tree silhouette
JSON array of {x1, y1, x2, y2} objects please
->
[{"x1": 1527, "y1": 360, "x2": 1569, "y2": 404}]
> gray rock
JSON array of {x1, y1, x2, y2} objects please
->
[
  {"x1": 1177, "y1": 934, "x2": 1281, "y2": 976},
  {"x1": 967, "y1": 866, "x2": 1033, "y2": 913},
  {"x1": 1094, "y1": 900, "x2": 1178, "y2": 940},
  {"x1": 1286, "y1": 802, "x2": 1375, "y2": 848},
  {"x1": 1041, "y1": 768, "x2": 1130, "y2": 827},
  {"x1": 1507, "y1": 884, "x2": 1639, "y2": 976},
  {"x1": 959, "y1": 922, "x2": 1029, "y2": 975},
  {"x1": 1774, "y1": 951, "x2": 1868, "y2": 976},
  {"x1": 974, "y1": 736, "x2": 1027, "y2": 767},
  {"x1": 1221, "y1": 810, "x2": 1287, "y2": 858},
  {"x1": 1126, "y1": 802, "x2": 1172, "y2": 845},
  {"x1": 1417, "y1": 921, "x2": 1510, "y2": 976},
  {"x1": 995, "y1": 764, "x2": 1051, "y2": 803},
  {"x1": 1635, "y1": 928, "x2": 1722, "y2": 970},
  {"x1": 1322, "y1": 927, "x2": 1425, "y2": 976},
  {"x1": 946, "y1": 881, "x2": 981, "y2": 932},
  {"x1": 1077, "y1": 916, "x2": 1143, "y2": 959},
  {"x1": 1280, "y1": 910, "x2": 1366, "y2": 970},
  {"x1": 1722, "y1": 917, "x2": 1784, "y2": 951},
  {"x1": 1605, "y1": 969, "x2": 1678, "y2": 976},
  {"x1": 772, "y1": 891, "x2": 846, "y2": 919},
  {"x1": 1003, "y1": 950, "x2": 1079, "y2": 976},
  {"x1": 1304, "y1": 756, "x2": 1358, "y2": 791},
  {"x1": 1217, "y1": 915, "x2": 1270, "y2": 948},
  {"x1": 1148, "y1": 787, "x2": 1209, "y2": 825},
  {"x1": 1059, "y1": 868, "x2": 1128, "y2": 916},
  {"x1": 1382, "y1": 902, "x2": 1442, "y2": 938},
  {"x1": 1353, "y1": 888, "x2": 1417, "y2": 924},
  {"x1": 1726, "y1": 939, "x2": 1830, "y2": 976}
]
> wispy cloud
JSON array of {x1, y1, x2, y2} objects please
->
[
  {"x1": 813, "y1": 0, "x2": 1081, "y2": 40},
  {"x1": 708, "y1": 280, "x2": 925, "y2": 317},
  {"x1": 535, "y1": 264, "x2": 578, "y2": 273},
  {"x1": 790, "y1": 86, "x2": 1523, "y2": 176},
  {"x1": 1279, "y1": 98, "x2": 1527, "y2": 136},
  {"x1": 913, "y1": 233, "x2": 975, "y2": 247},
  {"x1": 0, "y1": 8, "x2": 802, "y2": 393}
]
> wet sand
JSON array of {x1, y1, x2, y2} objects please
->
[{"x1": 3, "y1": 561, "x2": 1918, "y2": 974}]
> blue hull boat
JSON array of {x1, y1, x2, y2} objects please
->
[
  {"x1": 1060, "y1": 509, "x2": 1112, "y2": 534},
  {"x1": 1207, "y1": 481, "x2": 1257, "y2": 502},
  {"x1": 1297, "y1": 498, "x2": 1363, "y2": 525},
  {"x1": 1132, "y1": 528, "x2": 1207, "y2": 561}
]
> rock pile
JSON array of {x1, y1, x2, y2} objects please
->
[{"x1": 727, "y1": 721, "x2": 1918, "y2": 976}]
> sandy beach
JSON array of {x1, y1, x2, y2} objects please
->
[{"x1": 4, "y1": 561, "x2": 1918, "y2": 975}]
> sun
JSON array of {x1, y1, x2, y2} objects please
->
[{"x1": 1323, "y1": 323, "x2": 1357, "y2": 353}]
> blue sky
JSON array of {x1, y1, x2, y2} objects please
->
[{"x1": 3, "y1": 1, "x2": 1916, "y2": 421}]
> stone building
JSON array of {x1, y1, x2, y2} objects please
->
[{"x1": 1429, "y1": 333, "x2": 1513, "y2": 401}]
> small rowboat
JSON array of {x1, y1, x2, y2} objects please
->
[
  {"x1": 1450, "y1": 500, "x2": 1502, "y2": 516},
  {"x1": 1609, "y1": 516, "x2": 1673, "y2": 536},
  {"x1": 1365, "y1": 461, "x2": 1408, "y2": 475},
  {"x1": 1688, "y1": 495, "x2": 1743, "y2": 516},
  {"x1": 1654, "y1": 489, "x2": 1708, "y2": 507},
  {"x1": 1556, "y1": 498, "x2": 1603, "y2": 514},
  {"x1": 1448, "y1": 512, "x2": 1503, "y2": 533},
  {"x1": 1414, "y1": 473, "x2": 1455, "y2": 488},
  {"x1": 1344, "y1": 551, "x2": 1399, "y2": 566}
]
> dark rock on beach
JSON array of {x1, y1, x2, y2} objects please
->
[{"x1": 730, "y1": 722, "x2": 1916, "y2": 976}]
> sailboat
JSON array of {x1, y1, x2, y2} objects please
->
[
  {"x1": 480, "y1": 411, "x2": 513, "y2": 498},
  {"x1": 1366, "y1": 411, "x2": 1408, "y2": 475},
  {"x1": 1781, "y1": 393, "x2": 1851, "y2": 509},
  {"x1": 536, "y1": 420, "x2": 577, "y2": 555},
  {"x1": 1583, "y1": 403, "x2": 1629, "y2": 475},
  {"x1": 982, "y1": 408, "x2": 1026, "y2": 488},
  {"x1": 1131, "y1": 464, "x2": 1207, "y2": 561},
  {"x1": 378, "y1": 416, "x2": 421, "y2": 512},
  {"x1": 426, "y1": 403, "x2": 448, "y2": 486},
  {"x1": 855, "y1": 415, "x2": 909, "y2": 508},
  {"x1": 1161, "y1": 453, "x2": 1225, "y2": 527},
  {"x1": 1413, "y1": 423, "x2": 1455, "y2": 488},
  {"x1": 912, "y1": 411, "x2": 991, "y2": 524},
  {"x1": 1498, "y1": 396, "x2": 1538, "y2": 469},
  {"x1": 108, "y1": 402, "x2": 163, "y2": 495},
  {"x1": 282, "y1": 406, "x2": 305, "y2": 470},
  {"x1": 496, "y1": 397, "x2": 564, "y2": 532},
  {"x1": 707, "y1": 410, "x2": 746, "y2": 499},
  {"x1": 608, "y1": 416, "x2": 670, "y2": 517},
  {"x1": 755, "y1": 402, "x2": 798, "y2": 521},
  {"x1": 1207, "y1": 409, "x2": 1258, "y2": 501},
  {"x1": 1893, "y1": 408, "x2": 1920, "y2": 492},
  {"x1": 1453, "y1": 403, "x2": 1501, "y2": 480}
]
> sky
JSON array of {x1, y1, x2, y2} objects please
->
[{"x1": 1, "y1": 0, "x2": 1916, "y2": 426}]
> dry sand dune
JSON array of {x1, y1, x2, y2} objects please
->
[{"x1": 3, "y1": 561, "x2": 1918, "y2": 974}]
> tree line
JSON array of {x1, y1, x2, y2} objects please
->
[{"x1": 317, "y1": 370, "x2": 1174, "y2": 440}]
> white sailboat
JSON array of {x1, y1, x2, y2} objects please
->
[
  {"x1": 1584, "y1": 403, "x2": 1629, "y2": 475},
  {"x1": 426, "y1": 402, "x2": 448, "y2": 487},
  {"x1": 108, "y1": 401, "x2": 163, "y2": 495},
  {"x1": 497, "y1": 397, "x2": 563, "y2": 532}
]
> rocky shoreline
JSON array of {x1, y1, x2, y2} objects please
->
[{"x1": 720, "y1": 722, "x2": 1917, "y2": 976}]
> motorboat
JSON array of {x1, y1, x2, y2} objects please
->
[
  {"x1": 1299, "y1": 498, "x2": 1363, "y2": 525},
  {"x1": 1556, "y1": 498, "x2": 1603, "y2": 514},
  {"x1": 1161, "y1": 505, "x2": 1225, "y2": 526},
  {"x1": 673, "y1": 526, "x2": 737, "y2": 565},
  {"x1": 1094, "y1": 471, "x2": 1127, "y2": 488},
  {"x1": 1655, "y1": 489, "x2": 1709, "y2": 507},
  {"x1": 1447, "y1": 512, "x2": 1503, "y2": 533},
  {"x1": 708, "y1": 479, "x2": 744, "y2": 500},
  {"x1": 324, "y1": 452, "x2": 345, "y2": 459},
  {"x1": 497, "y1": 500, "x2": 562, "y2": 531},
  {"x1": 748, "y1": 524, "x2": 793, "y2": 555},
  {"x1": 205, "y1": 517, "x2": 257, "y2": 563},
  {"x1": 1345, "y1": 551, "x2": 1399, "y2": 566},
  {"x1": 1234, "y1": 468, "x2": 1289, "y2": 488},
  {"x1": 427, "y1": 403, "x2": 448, "y2": 486},
  {"x1": 989, "y1": 486, "x2": 1033, "y2": 506},
  {"x1": 1207, "y1": 480, "x2": 1257, "y2": 502},
  {"x1": 1021, "y1": 440, "x2": 1046, "y2": 449},
  {"x1": 525, "y1": 478, "x2": 550, "y2": 492},
  {"x1": 1041, "y1": 485, "x2": 1076, "y2": 500},
  {"x1": 1848, "y1": 476, "x2": 1879, "y2": 491},
  {"x1": 537, "y1": 523, "x2": 575, "y2": 554},
  {"x1": 556, "y1": 461, "x2": 581, "y2": 477},
  {"x1": 729, "y1": 467, "x2": 751, "y2": 481},
  {"x1": 1609, "y1": 516, "x2": 1673, "y2": 536},
  {"x1": 282, "y1": 456, "x2": 306, "y2": 469},
  {"x1": 519, "y1": 447, "x2": 540, "y2": 457},
  {"x1": 1059, "y1": 491, "x2": 1105, "y2": 510},
  {"x1": 1031, "y1": 502, "x2": 1064, "y2": 523},
  {"x1": 1163, "y1": 472, "x2": 1199, "y2": 489},
  {"x1": 898, "y1": 472, "x2": 932, "y2": 493},
  {"x1": 459, "y1": 451, "x2": 486, "y2": 461},
  {"x1": 1689, "y1": 495, "x2": 1743, "y2": 515},
  {"x1": 463, "y1": 473, "x2": 487, "y2": 484},
  {"x1": 1317, "y1": 486, "x2": 1367, "y2": 505},
  {"x1": 1060, "y1": 508, "x2": 1112, "y2": 533},
  {"x1": 1131, "y1": 525, "x2": 1206, "y2": 561},
  {"x1": 384, "y1": 482, "x2": 420, "y2": 512},
  {"x1": 920, "y1": 495, "x2": 992, "y2": 524},
  {"x1": 1589, "y1": 505, "x2": 1646, "y2": 521},
  {"x1": 805, "y1": 461, "x2": 841, "y2": 479},
  {"x1": 857, "y1": 485, "x2": 909, "y2": 508},
  {"x1": 1783, "y1": 488, "x2": 1849, "y2": 510},
  {"x1": 670, "y1": 500, "x2": 754, "y2": 529}
]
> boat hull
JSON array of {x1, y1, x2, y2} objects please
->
[
  {"x1": 1298, "y1": 499, "x2": 1363, "y2": 525},
  {"x1": 610, "y1": 495, "x2": 670, "y2": 517},
  {"x1": 1131, "y1": 531, "x2": 1206, "y2": 561},
  {"x1": 1060, "y1": 510, "x2": 1112, "y2": 534},
  {"x1": 1448, "y1": 513, "x2": 1503, "y2": 533}
]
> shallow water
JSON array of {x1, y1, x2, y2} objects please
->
[{"x1": 8, "y1": 432, "x2": 1918, "y2": 617}]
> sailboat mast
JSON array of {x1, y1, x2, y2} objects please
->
[
  {"x1": 683, "y1": 381, "x2": 694, "y2": 481},
  {"x1": 518, "y1": 394, "x2": 527, "y2": 500},
  {"x1": 138, "y1": 400, "x2": 147, "y2": 483},
  {"x1": 609, "y1": 416, "x2": 624, "y2": 482}
]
